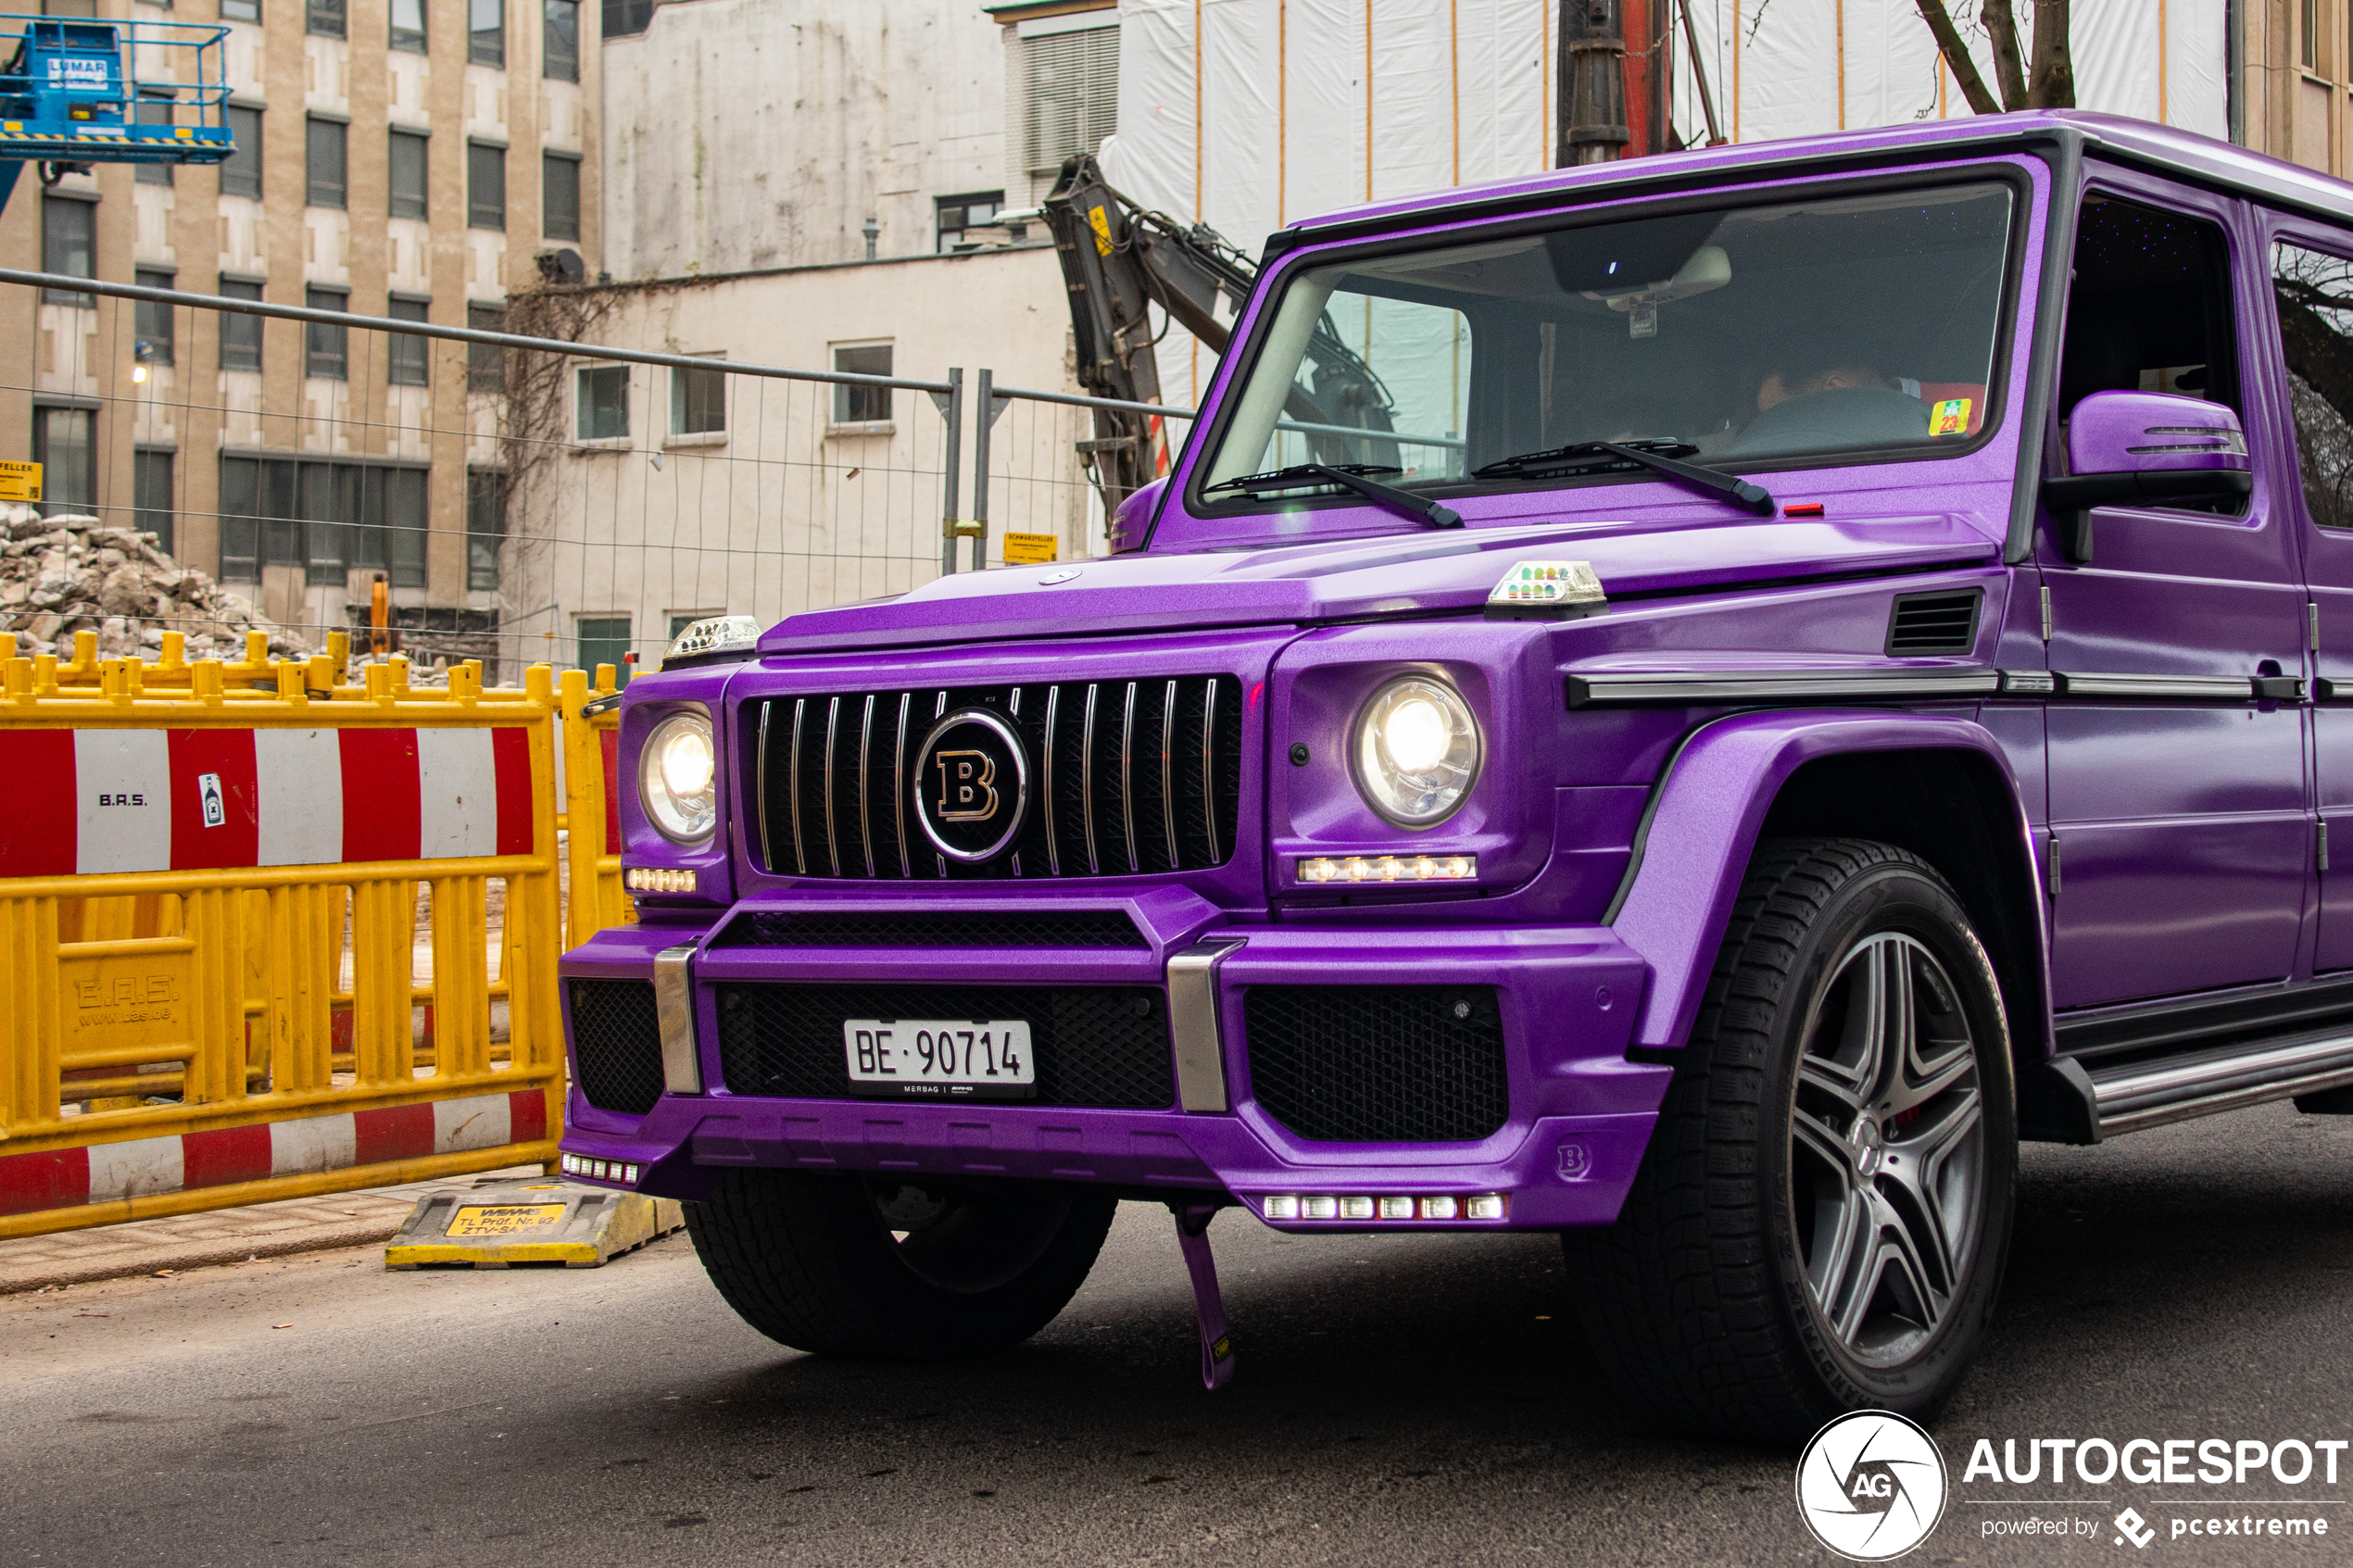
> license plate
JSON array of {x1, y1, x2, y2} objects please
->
[
  {"x1": 844, "y1": 1018, "x2": 1036, "y2": 1100},
  {"x1": 445, "y1": 1203, "x2": 568, "y2": 1237}
]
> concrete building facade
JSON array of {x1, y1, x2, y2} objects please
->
[{"x1": 0, "y1": 0, "x2": 602, "y2": 664}]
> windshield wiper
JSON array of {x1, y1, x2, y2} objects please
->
[
  {"x1": 1474, "y1": 438, "x2": 1775, "y2": 517},
  {"x1": 1202, "y1": 462, "x2": 1463, "y2": 530}
]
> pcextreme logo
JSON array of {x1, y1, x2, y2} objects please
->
[{"x1": 1796, "y1": 1411, "x2": 1951, "y2": 1562}]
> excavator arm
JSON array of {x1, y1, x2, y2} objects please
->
[{"x1": 1037, "y1": 155, "x2": 1398, "y2": 531}]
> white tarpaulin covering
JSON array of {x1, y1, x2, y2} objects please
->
[{"x1": 1108, "y1": 0, "x2": 2228, "y2": 408}]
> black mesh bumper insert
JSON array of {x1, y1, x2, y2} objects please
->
[
  {"x1": 715, "y1": 983, "x2": 1175, "y2": 1110},
  {"x1": 1243, "y1": 985, "x2": 1509, "y2": 1143},
  {"x1": 567, "y1": 978, "x2": 666, "y2": 1117}
]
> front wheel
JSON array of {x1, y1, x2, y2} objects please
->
[
  {"x1": 1566, "y1": 837, "x2": 2018, "y2": 1441},
  {"x1": 686, "y1": 1170, "x2": 1116, "y2": 1361}
]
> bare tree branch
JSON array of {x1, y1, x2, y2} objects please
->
[
  {"x1": 2024, "y1": 0, "x2": 2076, "y2": 107},
  {"x1": 1912, "y1": 0, "x2": 2004, "y2": 115},
  {"x1": 1982, "y1": 0, "x2": 2029, "y2": 109}
]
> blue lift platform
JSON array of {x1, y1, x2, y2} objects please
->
[{"x1": 0, "y1": 14, "x2": 233, "y2": 215}]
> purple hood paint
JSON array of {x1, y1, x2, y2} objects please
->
[{"x1": 756, "y1": 511, "x2": 1999, "y2": 655}]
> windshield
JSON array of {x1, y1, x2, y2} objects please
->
[{"x1": 1198, "y1": 179, "x2": 2017, "y2": 501}]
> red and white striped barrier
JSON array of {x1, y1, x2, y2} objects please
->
[
  {"x1": 0, "y1": 724, "x2": 535, "y2": 877},
  {"x1": 0, "y1": 1088, "x2": 548, "y2": 1217}
]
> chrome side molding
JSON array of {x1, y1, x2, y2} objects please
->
[
  {"x1": 1166, "y1": 935, "x2": 1245, "y2": 1113},
  {"x1": 2087, "y1": 1032, "x2": 2353, "y2": 1137},
  {"x1": 653, "y1": 943, "x2": 703, "y2": 1095}
]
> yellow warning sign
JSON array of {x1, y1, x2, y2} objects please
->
[
  {"x1": 445, "y1": 1203, "x2": 569, "y2": 1237},
  {"x1": 0, "y1": 460, "x2": 42, "y2": 503},
  {"x1": 1003, "y1": 531, "x2": 1058, "y2": 566}
]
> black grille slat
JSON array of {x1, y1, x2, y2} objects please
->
[
  {"x1": 715, "y1": 983, "x2": 1175, "y2": 1108},
  {"x1": 1886, "y1": 588, "x2": 1984, "y2": 655},
  {"x1": 1243, "y1": 985, "x2": 1509, "y2": 1143},
  {"x1": 713, "y1": 910, "x2": 1147, "y2": 948},
  {"x1": 567, "y1": 979, "x2": 666, "y2": 1116},
  {"x1": 755, "y1": 676, "x2": 1241, "y2": 880}
]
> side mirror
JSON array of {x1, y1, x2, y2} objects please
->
[
  {"x1": 2043, "y1": 391, "x2": 2252, "y2": 564},
  {"x1": 1107, "y1": 476, "x2": 1168, "y2": 555}
]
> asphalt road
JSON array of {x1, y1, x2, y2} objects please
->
[{"x1": 11, "y1": 1102, "x2": 2353, "y2": 1567}]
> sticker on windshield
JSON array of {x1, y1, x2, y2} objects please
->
[{"x1": 1930, "y1": 397, "x2": 1974, "y2": 438}]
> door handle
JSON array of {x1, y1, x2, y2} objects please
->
[{"x1": 2252, "y1": 674, "x2": 2306, "y2": 701}]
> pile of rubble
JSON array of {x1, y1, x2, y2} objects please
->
[{"x1": 0, "y1": 503, "x2": 309, "y2": 662}]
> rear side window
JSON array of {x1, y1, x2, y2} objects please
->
[{"x1": 2272, "y1": 242, "x2": 2353, "y2": 530}]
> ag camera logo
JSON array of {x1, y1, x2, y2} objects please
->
[{"x1": 1795, "y1": 1411, "x2": 1949, "y2": 1561}]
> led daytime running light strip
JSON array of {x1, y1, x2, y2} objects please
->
[
  {"x1": 561, "y1": 1153, "x2": 643, "y2": 1184},
  {"x1": 1259, "y1": 1192, "x2": 1506, "y2": 1222},
  {"x1": 1297, "y1": 854, "x2": 1476, "y2": 884},
  {"x1": 624, "y1": 866, "x2": 698, "y2": 894}
]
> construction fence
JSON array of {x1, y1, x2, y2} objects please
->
[
  {"x1": 0, "y1": 634, "x2": 635, "y2": 1238},
  {"x1": 0, "y1": 268, "x2": 1199, "y2": 683}
]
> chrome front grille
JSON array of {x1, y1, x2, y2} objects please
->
[{"x1": 753, "y1": 676, "x2": 1243, "y2": 880}]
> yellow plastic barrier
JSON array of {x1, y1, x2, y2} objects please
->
[
  {"x1": 558, "y1": 664, "x2": 634, "y2": 948},
  {"x1": 0, "y1": 650, "x2": 573, "y2": 1237}
]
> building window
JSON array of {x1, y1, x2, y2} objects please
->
[
  {"x1": 308, "y1": 0, "x2": 346, "y2": 36},
  {"x1": 135, "y1": 269, "x2": 175, "y2": 366},
  {"x1": 42, "y1": 196, "x2": 94, "y2": 307},
  {"x1": 470, "y1": 0, "x2": 504, "y2": 65},
  {"x1": 1020, "y1": 23, "x2": 1117, "y2": 175},
  {"x1": 673, "y1": 361, "x2": 725, "y2": 436},
  {"x1": 391, "y1": 0, "x2": 425, "y2": 52},
  {"x1": 577, "y1": 365, "x2": 629, "y2": 440},
  {"x1": 220, "y1": 457, "x2": 431, "y2": 589},
  {"x1": 543, "y1": 0, "x2": 579, "y2": 81},
  {"x1": 219, "y1": 278, "x2": 264, "y2": 371},
  {"x1": 389, "y1": 128, "x2": 429, "y2": 220},
  {"x1": 220, "y1": 104, "x2": 262, "y2": 198},
  {"x1": 387, "y1": 295, "x2": 430, "y2": 386},
  {"x1": 576, "y1": 615, "x2": 632, "y2": 677},
  {"x1": 541, "y1": 151, "x2": 581, "y2": 241},
  {"x1": 602, "y1": 0, "x2": 652, "y2": 39},
  {"x1": 468, "y1": 142, "x2": 506, "y2": 230},
  {"x1": 466, "y1": 470, "x2": 506, "y2": 589},
  {"x1": 220, "y1": 0, "x2": 259, "y2": 20},
  {"x1": 467, "y1": 304, "x2": 505, "y2": 390},
  {"x1": 306, "y1": 117, "x2": 347, "y2": 209},
  {"x1": 306, "y1": 286, "x2": 349, "y2": 379},
  {"x1": 33, "y1": 408, "x2": 94, "y2": 519},
  {"x1": 135, "y1": 93, "x2": 176, "y2": 185},
  {"x1": 134, "y1": 450, "x2": 175, "y2": 556},
  {"x1": 831, "y1": 343, "x2": 892, "y2": 424},
  {"x1": 936, "y1": 192, "x2": 1004, "y2": 253}
]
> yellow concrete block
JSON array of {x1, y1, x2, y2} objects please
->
[{"x1": 384, "y1": 1178, "x2": 684, "y2": 1270}]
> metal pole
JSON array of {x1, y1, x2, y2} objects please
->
[
  {"x1": 971, "y1": 369, "x2": 992, "y2": 571},
  {"x1": 1560, "y1": 0, "x2": 1630, "y2": 167},
  {"x1": 939, "y1": 368, "x2": 964, "y2": 575},
  {"x1": 1677, "y1": 0, "x2": 1726, "y2": 146}
]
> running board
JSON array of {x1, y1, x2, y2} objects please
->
[{"x1": 2084, "y1": 1030, "x2": 2353, "y2": 1137}]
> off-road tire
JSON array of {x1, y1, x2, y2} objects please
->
[
  {"x1": 686, "y1": 1170, "x2": 1117, "y2": 1360},
  {"x1": 1565, "y1": 836, "x2": 2018, "y2": 1441}
]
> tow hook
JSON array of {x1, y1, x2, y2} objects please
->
[{"x1": 1169, "y1": 1203, "x2": 1237, "y2": 1390}]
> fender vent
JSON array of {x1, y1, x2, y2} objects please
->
[{"x1": 1885, "y1": 589, "x2": 1983, "y2": 656}]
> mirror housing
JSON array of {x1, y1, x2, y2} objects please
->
[
  {"x1": 2043, "y1": 391, "x2": 2252, "y2": 563},
  {"x1": 1107, "y1": 476, "x2": 1168, "y2": 555}
]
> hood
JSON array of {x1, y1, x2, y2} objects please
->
[{"x1": 755, "y1": 512, "x2": 2001, "y2": 656}]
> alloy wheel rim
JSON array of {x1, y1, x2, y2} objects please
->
[{"x1": 1790, "y1": 931, "x2": 1986, "y2": 1367}]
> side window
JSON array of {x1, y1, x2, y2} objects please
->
[
  {"x1": 2059, "y1": 195, "x2": 2238, "y2": 419},
  {"x1": 2271, "y1": 242, "x2": 2353, "y2": 530}
]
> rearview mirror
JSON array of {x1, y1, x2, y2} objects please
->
[
  {"x1": 2043, "y1": 391, "x2": 2251, "y2": 564},
  {"x1": 1108, "y1": 476, "x2": 1167, "y2": 555}
]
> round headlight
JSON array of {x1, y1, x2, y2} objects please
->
[
  {"x1": 638, "y1": 710, "x2": 717, "y2": 844},
  {"x1": 1352, "y1": 675, "x2": 1480, "y2": 827}
]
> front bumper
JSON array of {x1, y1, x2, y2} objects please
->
[{"x1": 557, "y1": 887, "x2": 1670, "y2": 1231}]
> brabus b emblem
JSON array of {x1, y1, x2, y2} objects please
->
[
  {"x1": 912, "y1": 709, "x2": 1028, "y2": 863},
  {"x1": 932, "y1": 750, "x2": 999, "y2": 821}
]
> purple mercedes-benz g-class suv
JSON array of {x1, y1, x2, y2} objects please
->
[{"x1": 556, "y1": 109, "x2": 2353, "y2": 1439}]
